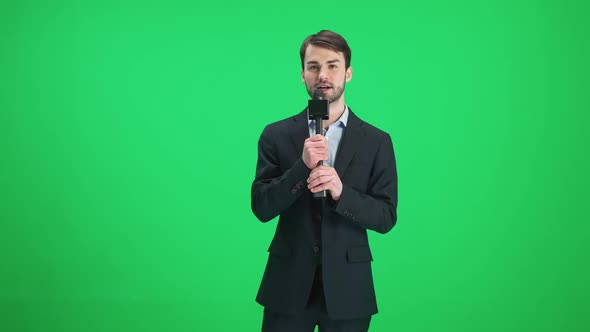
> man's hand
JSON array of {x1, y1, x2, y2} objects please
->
[
  {"x1": 302, "y1": 134, "x2": 328, "y2": 169},
  {"x1": 307, "y1": 165, "x2": 343, "y2": 201}
]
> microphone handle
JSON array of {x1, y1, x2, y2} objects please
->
[{"x1": 314, "y1": 116, "x2": 327, "y2": 199}]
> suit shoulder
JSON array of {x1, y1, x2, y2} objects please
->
[
  {"x1": 260, "y1": 112, "x2": 304, "y2": 136},
  {"x1": 355, "y1": 114, "x2": 392, "y2": 141},
  {"x1": 266, "y1": 113, "x2": 301, "y2": 129}
]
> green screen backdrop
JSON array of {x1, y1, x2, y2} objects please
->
[{"x1": 1, "y1": 1, "x2": 588, "y2": 331}]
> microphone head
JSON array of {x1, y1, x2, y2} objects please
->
[
  {"x1": 308, "y1": 89, "x2": 329, "y2": 120},
  {"x1": 312, "y1": 88, "x2": 326, "y2": 100}
]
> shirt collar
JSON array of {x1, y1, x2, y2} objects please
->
[{"x1": 308, "y1": 105, "x2": 349, "y2": 128}]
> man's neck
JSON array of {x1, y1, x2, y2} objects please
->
[{"x1": 324, "y1": 99, "x2": 346, "y2": 128}]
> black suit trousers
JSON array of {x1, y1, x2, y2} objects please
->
[{"x1": 262, "y1": 266, "x2": 372, "y2": 332}]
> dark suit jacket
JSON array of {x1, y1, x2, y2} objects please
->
[{"x1": 251, "y1": 108, "x2": 398, "y2": 320}]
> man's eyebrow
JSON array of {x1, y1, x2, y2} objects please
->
[{"x1": 306, "y1": 59, "x2": 341, "y2": 65}]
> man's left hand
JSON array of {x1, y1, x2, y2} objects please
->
[{"x1": 307, "y1": 165, "x2": 343, "y2": 201}]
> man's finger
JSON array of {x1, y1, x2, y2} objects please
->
[
  {"x1": 306, "y1": 139, "x2": 328, "y2": 147},
  {"x1": 308, "y1": 176, "x2": 330, "y2": 190}
]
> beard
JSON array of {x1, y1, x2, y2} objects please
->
[
  {"x1": 307, "y1": 78, "x2": 346, "y2": 104},
  {"x1": 326, "y1": 82, "x2": 345, "y2": 104}
]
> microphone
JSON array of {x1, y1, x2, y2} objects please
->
[{"x1": 308, "y1": 89, "x2": 329, "y2": 199}]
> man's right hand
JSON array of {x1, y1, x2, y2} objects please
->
[{"x1": 302, "y1": 134, "x2": 328, "y2": 169}]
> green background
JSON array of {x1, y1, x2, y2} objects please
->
[{"x1": 1, "y1": 0, "x2": 588, "y2": 331}]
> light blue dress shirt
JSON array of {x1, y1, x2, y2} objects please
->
[{"x1": 308, "y1": 106, "x2": 349, "y2": 167}]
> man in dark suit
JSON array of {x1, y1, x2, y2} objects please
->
[{"x1": 251, "y1": 30, "x2": 398, "y2": 332}]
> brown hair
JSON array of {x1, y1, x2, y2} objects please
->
[{"x1": 300, "y1": 30, "x2": 352, "y2": 69}]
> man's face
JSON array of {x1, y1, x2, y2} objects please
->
[{"x1": 302, "y1": 45, "x2": 352, "y2": 103}]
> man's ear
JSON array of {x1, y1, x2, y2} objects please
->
[
  {"x1": 345, "y1": 67, "x2": 353, "y2": 82},
  {"x1": 301, "y1": 70, "x2": 305, "y2": 84}
]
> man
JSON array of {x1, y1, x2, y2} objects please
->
[{"x1": 251, "y1": 30, "x2": 398, "y2": 332}]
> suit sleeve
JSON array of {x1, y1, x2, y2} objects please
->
[
  {"x1": 333, "y1": 133, "x2": 398, "y2": 234},
  {"x1": 251, "y1": 125, "x2": 311, "y2": 222}
]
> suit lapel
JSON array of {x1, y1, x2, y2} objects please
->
[
  {"x1": 290, "y1": 110, "x2": 310, "y2": 159},
  {"x1": 335, "y1": 110, "x2": 364, "y2": 176},
  {"x1": 288, "y1": 108, "x2": 364, "y2": 175}
]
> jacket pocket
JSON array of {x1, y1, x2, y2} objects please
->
[
  {"x1": 346, "y1": 245, "x2": 373, "y2": 263},
  {"x1": 268, "y1": 241, "x2": 293, "y2": 258}
]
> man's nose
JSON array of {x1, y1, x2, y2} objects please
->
[{"x1": 319, "y1": 69, "x2": 328, "y2": 81}]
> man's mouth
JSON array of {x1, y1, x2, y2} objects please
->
[{"x1": 316, "y1": 85, "x2": 332, "y2": 91}]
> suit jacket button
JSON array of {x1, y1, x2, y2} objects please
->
[{"x1": 313, "y1": 246, "x2": 320, "y2": 254}]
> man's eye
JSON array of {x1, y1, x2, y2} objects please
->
[
  {"x1": 308, "y1": 66, "x2": 318, "y2": 71},
  {"x1": 329, "y1": 65, "x2": 337, "y2": 69}
]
